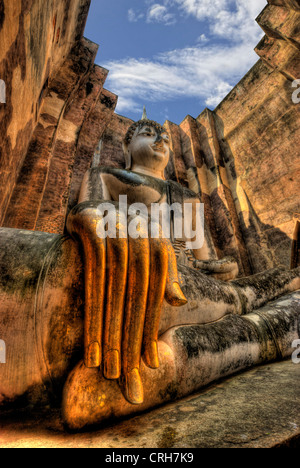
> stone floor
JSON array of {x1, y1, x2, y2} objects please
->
[{"x1": 0, "y1": 360, "x2": 299, "y2": 448}]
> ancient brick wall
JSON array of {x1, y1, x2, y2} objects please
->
[
  {"x1": 0, "y1": 0, "x2": 92, "y2": 226},
  {"x1": 0, "y1": 0, "x2": 117, "y2": 234},
  {"x1": 213, "y1": 0, "x2": 300, "y2": 272}
]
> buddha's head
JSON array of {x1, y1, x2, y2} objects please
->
[{"x1": 123, "y1": 118, "x2": 170, "y2": 180}]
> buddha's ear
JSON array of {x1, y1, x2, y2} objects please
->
[{"x1": 123, "y1": 142, "x2": 132, "y2": 170}]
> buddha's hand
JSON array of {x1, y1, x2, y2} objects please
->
[
  {"x1": 193, "y1": 257, "x2": 239, "y2": 281},
  {"x1": 67, "y1": 202, "x2": 187, "y2": 405}
]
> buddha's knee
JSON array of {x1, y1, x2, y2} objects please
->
[{"x1": 67, "y1": 202, "x2": 105, "y2": 240}]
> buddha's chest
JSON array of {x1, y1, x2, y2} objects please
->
[{"x1": 100, "y1": 170, "x2": 168, "y2": 207}]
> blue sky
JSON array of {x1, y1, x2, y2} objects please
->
[{"x1": 85, "y1": 0, "x2": 267, "y2": 125}]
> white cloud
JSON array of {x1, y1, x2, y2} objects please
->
[
  {"x1": 128, "y1": 8, "x2": 144, "y2": 22},
  {"x1": 115, "y1": 96, "x2": 142, "y2": 114},
  {"x1": 172, "y1": 0, "x2": 230, "y2": 20},
  {"x1": 205, "y1": 82, "x2": 233, "y2": 108},
  {"x1": 104, "y1": 41, "x2": 259, "y2": 114},
  {"x1": 147, "y1": 4, "x2": 177, "y2": 25},
  {"x1": 197, "y1": 33, "x2": 209, "y2": 43},
  {"x1": 172, "y1": 0, "x2": 266, "y2": 42},
  {"x1": 110, "y1": 0, "x2": 267, "y2": 116},
  {"x1": 128, "y1": 0, "x2": 266, "y2": 38}
]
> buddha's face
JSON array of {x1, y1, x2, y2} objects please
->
[{"x1": 127, "y1": 124, "x2": 170, "y2": 176}]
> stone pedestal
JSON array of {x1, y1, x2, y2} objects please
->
[{"x1": 0, "y1": 360, "x2": 299, "y2": 448}]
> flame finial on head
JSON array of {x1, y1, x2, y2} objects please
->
[{"x1": 142, "y1": 106, "x2": 148, "y2": 121}]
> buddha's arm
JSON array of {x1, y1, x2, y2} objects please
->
[
  {"x1": 78, "y1": 168, "x2": 112, "y2": 203},
  {"x1": 182, "y1": 196, "x2": 239, "y2": 281},
  {"x1": 187, "y1": 197, "x2": 214, "y2": 261}
]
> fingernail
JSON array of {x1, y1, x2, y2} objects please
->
[
  {"x1": 144, "y1": 341, "x2": 159, "y2": 369},
  {"x1": 173, "y1": 282, "x2": 188, "y2": 305},
  {"x1": 85, "y1": 341, "x2": 101, "y2": 368},
  {"x1": 124, "y1": 368, "x2": 144, "y2": 405},
  {"x1": 104, "y1": 350, "x2": 121, "y2": 380}
]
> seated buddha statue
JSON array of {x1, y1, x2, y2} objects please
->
[{"x1": 65, "y1": 112, "x2": 300, "y2": 415}]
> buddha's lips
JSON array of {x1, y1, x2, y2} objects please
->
[{"x1": 151, "y1": 144, "x2": 167, "y2": 153}]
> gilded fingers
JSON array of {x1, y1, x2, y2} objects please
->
[
  {"x1": 121, "y1": 234, "x2": 150, "y2": 404},
  {"x1": 164, "y1": 242, "x2": 188, "y2": 307},
  {"x1": 120, "y1": 234, "x2": 187, "y2": 404},
  {"x1": 67, "y1": 207, "x2": 106, "y2": 369},
  {"x1": 143, "y1": 238, "x2": 169, "y2": 369},
  {"x1": 67, "y1": 203, "x2": 188, "y2": 407},
  {"x1": 83, "y1": 234, "x2": 106, "y2": 368},
  {"x1": 103, "y1": 235, "x2": 128, "y2": 380},
  {"x1": 141, "y1": 238, "x2": 187, "y2": 370}
]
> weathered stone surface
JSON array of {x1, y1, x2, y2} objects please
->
[
  {"x1": 256, "y1": 35, "x2": 300, "y2": 80},
  {"x1": 62, "y1": 290, "x2": 300, "y2": 430},
  {"x1": 0, "y1": 360, "x2": 299, "y2": 448},
  {"x1": 0, "y1": 228, "x2": 84, "y2": 407},
  {"x1": 66, "y1": 88, "x2": 118, "y2": 215},
  {"x1": 96, "y1": 112, "x2": 133, "y2": 169},
  {"x1": 257, "y1": 4, "x2": 300, "y2": 44},
  {"x1": 211, "y1": 1, "x2": 300, "y2": 272},
  {"x1": 165, "y1": 120, "x2": 188, "y2": 187},
  {"x1": 0, "y1": 0, "x2": 92, "y2": 226},
  {"x1": 0, "y1": 1, "x2": 117, "y2": 234},
  {"x1": 1, "y1": 224, "x2": 299, "y2": 418}
]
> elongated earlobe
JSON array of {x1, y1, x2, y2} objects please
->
[{"x1": 123, "y1": 143, "x2": 132, "y2": 170}]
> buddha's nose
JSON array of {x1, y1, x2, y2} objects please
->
[{"x1": 155, "y1": 134, "x2": 163, "y2": 143}]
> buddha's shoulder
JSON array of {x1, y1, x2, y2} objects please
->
[
  {"x1": 90, "y1": 166, "x2": 167, "y2": 190},
  {"x1": 87, "y1": 166, "x2": 197, "y2": 200},
  {"x1": 168, "y1": 179, "x2": 198, "y2": 202}
]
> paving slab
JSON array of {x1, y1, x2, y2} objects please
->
[{"x1": 0, "y1": 360, "x2": 299, "y2": 448}]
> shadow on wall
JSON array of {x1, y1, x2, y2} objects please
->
[
  {"x1": 0, "y1": 79, "x2": 5, "y2": 103},
  {"x1": 291, "y1": 221, "x2": 300, "y2": 269},
  {"x1": 0, "y1": 339, "x2": 6, "y2": 363},
  {"x1": 213, "y1": 114, "x2": 294, "y2": 273}
]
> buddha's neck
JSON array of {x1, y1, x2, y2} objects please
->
[{"x1": 131, "y1": 164, "x2": 164, "y2": 180}]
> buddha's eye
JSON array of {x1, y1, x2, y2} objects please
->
[{"x1": 139, "y1": 126, "x2": 156, "y2": 137}]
